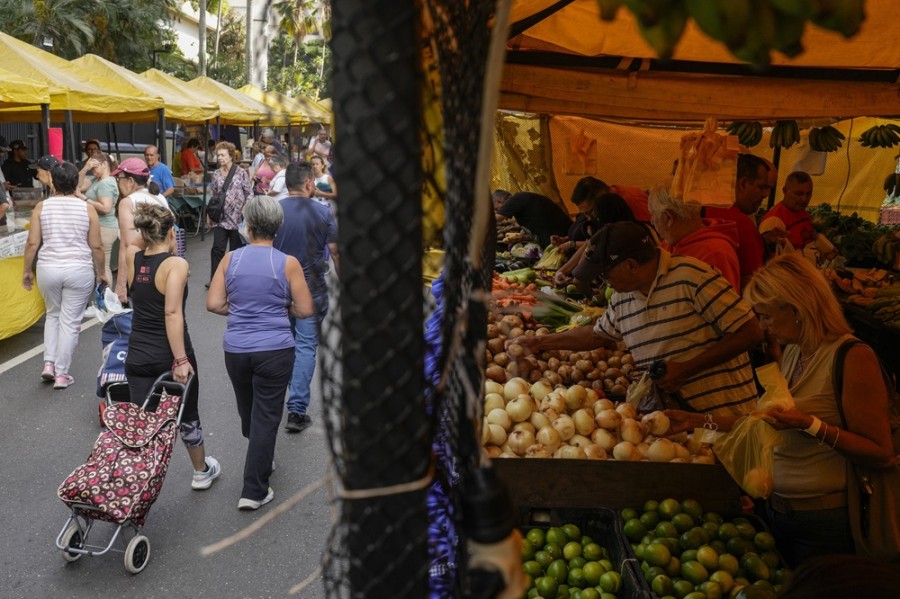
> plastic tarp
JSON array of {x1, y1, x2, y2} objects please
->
[
  {"x1": 0, "y1": 256, "x2": 45, "y2": 340},
  {"x1": 503, "y1": 0, "x2": 900, "y2": 121},
  {"x1": 186, "y1": 76, "x2": 286, "y2": 125},
  {"x1": 73, "y1": 55, "x2": 218, "y2": 124},
  {"x1": 140, "y1": 69, "x2": 222, "y2": 123},
  {"x1": 0, "y1": 67, "x2": 50, "y2": 108},
  {"x1": 236, "y1": 85, "x2": 331, "y2": 125},
  {"x1": 0, "y1": 32, "x2": 163, "y2": 122}
]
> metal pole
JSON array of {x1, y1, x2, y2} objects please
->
[
  {"x1": 245, "y1": 0, "x2": 253, "y2": 85},
  {"x1": 768, "y1": 146, "x2": 781, "y2": 210},
  {"x1": 112, "y1": 124, "x2": 121, "y2": 163},
  {"x1": 199, "y1": 0, "x2": 207, "y2": 76},
  {"x1": 64, "y1": 111, "x2": 76, "y2": 162},
  {"x1": 40, "y1": 104, "x2": 50, "y2": 157},
  {"x1": 201, "y1": 119, "x2": 209, "y2": 241},
  {"x1": 158, "y1": 109, "x2": 167, "y2": 164},
  {"x1": 332, "y1": 0, "x2": 429, "y2": 597}
]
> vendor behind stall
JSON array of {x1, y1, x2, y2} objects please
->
[
  {"x1": 760, "y1": 171, "x2": 816, "y2": 252},
  {"x1": 496, "y1": 191, "x2": 572, "y2": 246},
  {"x1": 2, "y1": 140, "x2": 34, "y2": 189},
  {"x1": 511, "y1": 221, "x2": 762, "y2": 416}
]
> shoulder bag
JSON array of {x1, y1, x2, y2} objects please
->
[
  {"x1": 833, "y1": 338, "x2": 900, "y2": 562},
  {"x1": 207, "y1": 165, "x2": 237, "y2": 224}
]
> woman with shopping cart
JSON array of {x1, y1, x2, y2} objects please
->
[{"x1": 125, "y1": 202, "x2": 221, "y2": 491}]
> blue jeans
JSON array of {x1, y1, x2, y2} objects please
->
[
  {"x1": 287, "y1": 292, "x2": 328, "y2": 415},
  {"x1": 764, "y1": 503, "x2": 855, "y2": 568}
]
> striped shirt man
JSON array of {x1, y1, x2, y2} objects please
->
[{"x1": 594, "y1": 250, "x2": 757, "y2": 415}]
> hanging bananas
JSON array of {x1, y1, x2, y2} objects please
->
[
  {"x1": 858, "y1": 125, "x2": 900, "y2": 149},
  {"x1": 808, "y1": 126, "x2": 845, "y2": 152},
  {"x1": 769, "y1": 120, "x2": 800, "y2": 149},
  {"x1": 726, "y1": 121, "x2": 764, "y2": 147},
  {"x1": 599, "y1": 0, "x2": 866, "y2": 68}
]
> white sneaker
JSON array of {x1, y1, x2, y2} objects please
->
[
  {"x1": 191, "y1": 456, "x2": 221, "y2": 490},
  {"x1": 238, "y1": 487, "x2": 274, "y2": 510}
]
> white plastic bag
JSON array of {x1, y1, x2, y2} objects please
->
[{"x1": 96, "y1": 286, "x2": 132, "y2": 324}]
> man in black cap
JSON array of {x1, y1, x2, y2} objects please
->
[
  {"x1": 33, "y1": 155, "x2": 61, "y2": 191},
  {"x1": 2, "y1": 140, "x2": 34, "y2": 188},
  {"x1": 511, "y1": 221, "x2": 762, "y2": 419}
]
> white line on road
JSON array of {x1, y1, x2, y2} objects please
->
[{"x1": 0, "y1": 318, "x2": 101, "y2": 376}]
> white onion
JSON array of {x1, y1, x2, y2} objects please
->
[
  {"x1": 636, "y1": 442, "x2": 650, "y2": 459},
  {"x1": 674, "y1": 443, "x2": 690, "y2": 460},
  {"x1": 591, "y1": 428, "x2": 617, "y2": 451},
  {"x1": 612, "y1": 441, "x2": 640, "y2": 461},
  {"x1": 488, "y1": 424, "x2": 507, "y2": 446},
  {"x1": 484, "y1": 393, "x2": 505, "y2": 414},
  {"x1": 647, "y1": 438, "x2": 677, "y2": 462},
  {"x1": 541, "y1": 393, "x2": 566, "y2": 414},
  {"x1": 583, "y1": 444, "x2": 608, "y2": 460},
  {"x1": 512, "y1": 422, "x2": 535, "y2": 435},
  {"x1": 583, "y1": 388, "x2": 599, "y2": 408},
  {"x1": 554, "y1": 445, "x2": 587, "y2": 459},
  {"x1": 530, "y1": 381, "x2": 552, "y2": 402},
  {"x1": 507, "y1": 429, "x2": 536, "y2": 456},
  {"x1": 541, "y1": 407, "x2": 560, "y2": 422},
  {"x1": 503, "y1": 377, "x2": 530, "y2": 402},
  {"x1": 525, "y1": 444, "x2": 552, "y2": 458},
  {"x1": 572, "y1": 408, "x2": 597, "y2": 436},
  {"x1": 743, "y1": 467, "x2": 773, "y2": 498},
  {"x1": 552, "y1": 415, "x2": 576, "y2": 441},
  {"x1": 564, "y1": 385, "x2": 587, "y2": 411},
  {"x1": 506, "y1": 395, "x2": 534, "y2": 423},
  {"x1": 692, "y1": 454, "x2": 716, "y2": 465},
  {"x1": 498, "y1": 452, "x2": 518, "y2": 458},
  {"x1": 593, "y1": 399, "x2": 615, "y2": 415},
  {"x1": 485, "y1": 380, "x2": 504, "y2": 396},
  {"x1": 536, "y1": 426, "x2": 562, "y2": 453},
  {"x1": 484, "y1": 445, "x2": 502, "y2": 458},
  {"x1": 530, "y1": 411, "x2": 551, "y2": 430},
  {"x1": 481, "y1": 418, "x2": 490, "y2": 445},
  {"x1": 595, "y1": 409, "x2": 622, "y2": 430},
  {"x1": 568, "y1": 434, "x2": 592, "y2": 448},
  {"x1": 615, "y1": 402, "x2": 638, "y2": 420},
  {"x1": 641, "y1": 411, "x2": 671, "y2": 437},
  {"x1": 487, "y1": 408, "x2": 512, "y2": 431},
  {"x1": 620, "y1": 418, "x2": 644, "y2": 445}
]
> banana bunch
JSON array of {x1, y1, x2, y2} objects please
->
[
  {"x1": 726, "y1": 121, "x2": 763, "y2": 147},
  {"x1": 883, "y1": 172, "x2": 900, "y2": 199},
  {"x1": 599, "y1": 0, "x2": 866, "y2": 68},
  {"x1": 808, "y1": 126, "x2": 845, "y2": 152},
  {"x1": 872, "y1": 236, "x2": 900, "y2": 268},
  {"x1": 858, "y1": 125, "x2": 900, "y2": 149},
  {"x1": 769, "y1": 120, "x2": 800, "y2": 149}
]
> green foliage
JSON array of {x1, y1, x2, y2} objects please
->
[
  {"x1": 267, "y1": 34, "x2": 331, "y2": 100},
  {"x1": 207, "y1": 9, "x2": 246, "y2": 87},
  {"x1": 810, "y1": 204, "x2": 892, "y2": 267}
]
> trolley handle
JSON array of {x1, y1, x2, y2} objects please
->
[{"x1": 143, "y1": 371, "x2": 194, "y2": 425}]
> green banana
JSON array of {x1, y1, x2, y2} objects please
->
[
  {"x1": 769, "y1": 0, "x2": 815, "y2": 18},
  {"x1": 597, "y1": 0, "x2": 623, "y2": 21},
  {"x1": 809, "y1": 127, "x2": 821, "y2": 151},
  {"x1": 811, "y1": 0, "x2": 866, "y2": 38},
  {"x1": 734, "y1": 0, "x2": 774, "y2": 67},
  {"x1": 771, "y1": 10, "x2": 806, "y2": 57},
  {"x1": 636, "y1": 3, "x2": 688, "y2": 60}
]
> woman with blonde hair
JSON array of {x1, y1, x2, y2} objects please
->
[
  {"x1": 126, "y1": 202, "x2": 221, "y2": 490},
  {"x1": 669, "y1": 253, "x2": 895, "y2": 567}
]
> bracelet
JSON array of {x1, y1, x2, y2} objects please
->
[
  {"x1": 703, "y1": 413, "x2": 718, "y2": 431},
  {"x1": 831, "y1": 426, "x2": 841, "y2": 449},
  {"x1": 804, "y1": 416, "x2": 823, "y2": 437},
  {"x1": 172, "y1": 356, "x2": 190, "y2": 368},
  {"x1": 817, "y1": 423, "x2": 828, "y2": 446}
]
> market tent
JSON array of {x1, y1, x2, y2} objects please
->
[
  {"x1": 312, "y1": 98, "x2": 333, "y2": 124},
  {"x1": 140, "y1": 68, "x2": 223, "y2": 121},
  {"x1": 186, "y1": 76, "x2": 285, "y2": 125},
  {"x1": 0, "y1": 32, "x2": 163, "y2": 122},
  {"x1": 236, "y1": 84, "x2": 331, "y2": 125},
  {"x1": 73, "y1": 55, "x2": 218, "y2": 124},
  {"x1": 0, "y1": 67, "x2": 50, "y2": 108},
  {"x1": 502, "y1": 0, "x2": 900, "y2": 121}
]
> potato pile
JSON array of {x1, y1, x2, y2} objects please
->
[
  {"x1": 486, "y1": 313, "x2": 639, "y2": 396},
  {"x1": 482, "y1": 377, "x2": 716, "y2": 464}
]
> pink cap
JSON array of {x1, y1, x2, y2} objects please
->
[{"x1": 111, "y1": 157, "x2": 150, "y2": 178}]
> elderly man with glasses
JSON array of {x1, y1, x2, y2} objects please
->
[{"x1": 144, "y1": 145, "x2": 175, "y2": 198}]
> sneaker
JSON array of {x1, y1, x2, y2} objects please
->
[
  {"x1": 41, "y1": 362, "x2": 56, "y2": 382},
  {"x1": 238, "y1": 487, "x2": 274, "y2": 511},
  {"x1": 191, "y1": 456, "x2": 221, "y2": 490},
  {"x1": 53, "y1": 374, "x2": 74, "y2": 389},
  {"x1": 285, "y1": 412, "x2": 312, "y2": 433}
]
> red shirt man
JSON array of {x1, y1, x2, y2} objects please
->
[{"x1": 760, "y1": 171, "x2": 815, "y2": 250}]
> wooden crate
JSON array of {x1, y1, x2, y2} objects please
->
[{"x1": 494, "y1": 459, "x2": 743, "y2": 514}]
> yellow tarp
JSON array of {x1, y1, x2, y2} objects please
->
[
  {"x1": 0, "y1": 32, "x2": 163, "y2": 122},
  {"x1": 73, "y1": 55, "x2": 218, "y2": 124},
  {"x1": 140, "y1": 69, "x2": 222, "y2": 123},
  {"x1": 0, "y1": 256, "x2": 45, "y2": 341},
  {"x1": 186, "y1": 76, "x2": 286, "y2": 125},
  {"x1": 237, "y1": 85, "x2": 330, "y2": 125},
  {"x1": 0, "y1": 67, "x2": 50, "y2": 108}
]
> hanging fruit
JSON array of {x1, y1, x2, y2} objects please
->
[
  {"x1": 769, "y1": 120, "x2": 800, "y2": 149},
  {"x1": 726, "y1": 121, "x2": 763, "y2": 147},
  {"x1": 808, "y1": 126, "x2": 845, "y2": 152},
  {"x1": 858, "y1": 125, "x2": 900, "y2": 149}
]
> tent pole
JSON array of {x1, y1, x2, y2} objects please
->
[
  {"x1": 64, "y1": 111, "x2": 76, "y2": 162},
  {"x1": 158, "y1": 109, "x2": 167, "y2": 165},
  {"x1": 40, "y1": 105, "x2": 50, "y2": 157},
  {"x1": 112, "y1": 123, "x2": 121, "y2": 162},
  {"x1": 768, "y1": 146, "x2": 781, "y2": 210},
  {"x1": 201, "y1": 119, "x2": 209, "y2": 241},
  {"x1": 287, "y1": 122, "x2": 292, "y2": 160}
]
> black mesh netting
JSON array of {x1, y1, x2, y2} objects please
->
[{"x1": 321, "y1": 0, "x2": 500, "y2": 597}]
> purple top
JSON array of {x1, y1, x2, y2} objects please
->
[{"x1": 223, "y1": 245, "x2": 294, "y2": 353}]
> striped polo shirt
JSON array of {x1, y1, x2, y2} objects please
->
[
  {"x1": 594, "y1": 250, "x2": 757, "y2": 415},
  {"x1": 38, "y1": 196, "x2": 92, "y2": 268}
]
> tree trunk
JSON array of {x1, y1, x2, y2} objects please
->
[{"x1": 213, "y1": 0, "x2": 223, "y2": 69}]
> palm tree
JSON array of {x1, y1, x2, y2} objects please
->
[
  {"x1": 0, "y1": 0, "x2": 96, "y2": 58},
  {"x1": 273, "y1": 0, "x2": 329, "y2": 64}
]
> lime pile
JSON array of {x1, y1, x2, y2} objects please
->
[
  {"x1": 520, "y1": 523, "x2": 622, "y2": 599},
  {"x1": 620, "y1": 498, "x2": 790, "y2": 599}
]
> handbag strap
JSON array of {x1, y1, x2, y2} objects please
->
[
  {"x1": 832, "y1": 338, "x2": 862, "y2": 428},
  {"x1": 220, "y1": 164, "x2": 238, "y2": 196}
]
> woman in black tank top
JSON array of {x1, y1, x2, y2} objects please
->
[{"x1": 125, "y1": 203, "x2": 221, "y2": 491}]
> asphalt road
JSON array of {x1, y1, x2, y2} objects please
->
[{"x1": 0, "y1": 233, "x2": 334, "y2": 599}]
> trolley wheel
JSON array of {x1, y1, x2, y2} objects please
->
[
  {"x1": 124, "y1": 535, "x2": 150, "y2": 574},
  {"x1": 98, "y1": 401, "x2": 106, "y2": 427},
  {"x1": 60, "y1": 524, "x2": 84, "y2": 563}
]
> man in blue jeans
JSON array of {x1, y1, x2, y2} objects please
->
[{"x1": 274, "y1": 162, "x2": 339, "y2": 432}]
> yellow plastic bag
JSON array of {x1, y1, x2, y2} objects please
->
[{"x1": 713, "y1": 415, "x2": 780, "y2": 499}]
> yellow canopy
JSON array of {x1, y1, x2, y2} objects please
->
[
  {"x1": 0, "y1": 32, "x2": 163, "y2": 122},
  {"x1": 186, "y1": 76, "x2": 286, "y2": 125},
  {"x1": 310, "y1": 98, "x2": 332, "y2": 124},
  {"x1": 73, "y1": 55, "x2": 218, "y2": 124},
  {"x1": 140, "y1": 68, "x2": 223, "y2": 123},
  {"x1": 237, "y1": 84, "x2": 331, "y2": 125},
  {"x1": 0, "y1": 67, "x2": 51, "y2": 108},
  {"x1": 503, "y1": 0, "x2": 900, "y2": 121}
]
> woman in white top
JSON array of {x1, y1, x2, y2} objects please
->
[
  {"x1": 266, "y1": 154, "x2": 288, "y2": 201},
  {"x1": 76, "y1": 153, "x2": 119, "y2": 285},
  {"x1": 113, "y1": 157, "x2": 171, "y2": 303},
  {"x1": 22, "y1": 162, "x2": 106, "y2": 389},
  {"x1": 310, "y1": 155, "x2": 337, "y2": 206}
]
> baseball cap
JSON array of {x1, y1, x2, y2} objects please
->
[
  {"x1": 10, "y1": 140, "x2": 26, "y2": 151},
  {"x1": 111, "y1": 157, "x2": 150, "y2": 178},
  {"x1": 573, "y1": 221, "x2": 656, "y2": 282},
  {"x1": 0, "y1": 136, "x2": 9, "y2": 152},
  {"x1": 35, "y1": 155, "x2": 60, "y2": 171}
]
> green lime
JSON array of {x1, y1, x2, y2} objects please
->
[
  {"x1": 569, "y1": 556, "x2": 587, "y2": 570},
  {"x1": 581, "y1": 535, "x2": 594, "y2": 547},
  {"x1": 641, "y1": 533, "x2": 656, "y2": 545},
  {"x1": 710, "y1": 540, "x2": 727, "y2": 555},
  {"x1": 563, "y1": 541, "x2": 583, "y2": 561},
  {"x1": 704, "y1": 511, "x2": 724, "y2": 524},
  {"x1": 620, "y1": 507, "x2": 639, "y2": 522},
  {"x1": 653, "y1": 537, "x2": 679, "y2": 553},
  {"x1": 753, "y1": 531, "x2": 776, "y2": 552},
  {"x1": 735, "y1": 521, "x2": 757, "y2": 541},
  {"x1": 535, "y1": 575, "x2": 559, "y2": 599},
  {"x1": 681, "y1": 560, "x2": 710, "y2": 585},
  {"x1": 699, "y1": 580, "x2": 723, "y2": 599},
  {"x1": 598, "y1": 559, "x2": 613, "y2": 573},
  {"x1": 527, "y1": 586, "x2": 540, "y2": 599},
  {"x1": 640, "y1": 510, "x2": 661, "y2": 529},
  {"x1": 598, "y1": 571, "x2": 621, "y2": 594},
  {"x1": 679, "y1": 529, "x2": 705, "y2": 551},
  {"x1": 710, "y1": 569, "x2": 734, "y2": 593},
  {"x1": 691, "y1": 525, "x2": 711, "y2": 545},
  {"x1": 680, "y1": 549, "x2": 698, "y2": 564},
  {"x1": 659, "y1": 498, "x2": 683, "y2": 519},
  {"x1": 672, "y1": 579, "x2": 695, "y2": 598},
  {"x1": 665, "y1": 555, "x2": 681, "y2": 577},
  {"x1": 645, "y1": 542, "x2": 672, "y2": 567},
  {"x1": 742, "y1": 555, "x2": 770, "y2": 582},
  {"x1": 579, "y1": 588, "x2": 600, "y2": 599},
  {"x1": 545, "y1": 543, "x2": 563, "y2": 560},
  {"x1": 568, "y1": 567, "x2": 586, "y2": 589},
  {"x1": 772, "y1": 568, "x2": 789, "y2": 586},
  {"x1": 527, "y1": 528, "x2": 547, "y2": 548},
  {"x1": 718, "y1": 522, "x2": 739, "y2": 541},
  {"x1": 683, "y1": 592, "x2": 707, "y2": 599},
  {"x1": 599, "y1": 593, "x2": 616, "y2": 599},
  {"x1": 522, "y1": 538, "x2": 536, "y2": 561},
  {"x1": 672, "y1": 513, "x2": 695, "y2": 533},
  {"x1": 703, "y1": 521, "x2": 721, "y2": 540},
  {"x1": 547, "y1": 559, "x2": 568, "y2": 582},
  {"x1": 656, "y1": 521, "x2": 678, "y2": 539},
  {"x1": 652, "y1": 573, "x2": 674, "y2": 596},
  {"x1": 562, "y1": 524, "x2": 582, "y2": 542},
  {"x1": 760, "y1": 551, "x2": 779, "y2": 570},
  {"x1": 535, "y1": 550, "x2": 553, "y2": 569},
  {"x1": 752, "y1": 578, "x2": 777, "y2": 592},
  {"x1": 623, "y1": 518, "x2": 647, "y2": 543},
  {"x1": 523, "y1": 560, "x2": 543, "y2": 578},
  {"x1": 645, "y1": 565, "x2": 666, "y2": 582},
  {"x1": 696, "y1": 545, "x2": 719, "y2": 570},
  {"x1": 546, "y1": 527, "x2": 568, "y2": 547},
  {"x1": 570, "y1": 590, "x2": 582, "y2": 599},
  {"x1": 582, "y1": 542, "x2": 604, "y2": 562},
  {"x1": 681, "y1": 499, "x2": 704, "y2": 520},
  {"x1": 726, "y1": 536, "x2": 752, "y2": 557},
  {"x1": 582, "y1": 561, "x2": 604, "y2": 586},
  {"x1": 644, "y1": 499, "x2": 660, "y2": 513}
]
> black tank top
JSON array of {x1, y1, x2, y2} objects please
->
[{"x1": 127, "y1": 251, "x2": 193, "y2": 365}]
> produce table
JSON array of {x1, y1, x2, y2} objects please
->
[
  {"x1": 168, "y1": 194, "x2": 207, "y2": 239},
  {"x1": 493, "y1": 459, "x2": 743, "y2": 514},
  {"x1": 0, "y1": 256, "x2": 45, "y2": 340}
]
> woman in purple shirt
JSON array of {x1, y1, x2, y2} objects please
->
[{"x1": 207, "y1": 196, "x2": 313, "y2": 510}]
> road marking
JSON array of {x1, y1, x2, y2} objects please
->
[{"x1": 0, "y1": 318, "x2": 101, "y2": 376}]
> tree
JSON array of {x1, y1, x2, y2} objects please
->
[
  {"x1": 88, "y1": 0, "x2": 180, "y2": 70},
  {"x1": 0, "y1": 0, "x2": 96, "y2": 58},
  {"x1": 267, "y1": 34, "x2": 331, "y2": 100},
  {"x1": 207, "y1": 9, "x2": 246, "y2": 87}
]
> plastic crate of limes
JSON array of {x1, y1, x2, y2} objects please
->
[
  {"x1": 619, "y1": 498, "x2": 791, "y2": 599},
  {"x1": 519, "y1": 507, "x2": 650, "y2": 599}
]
